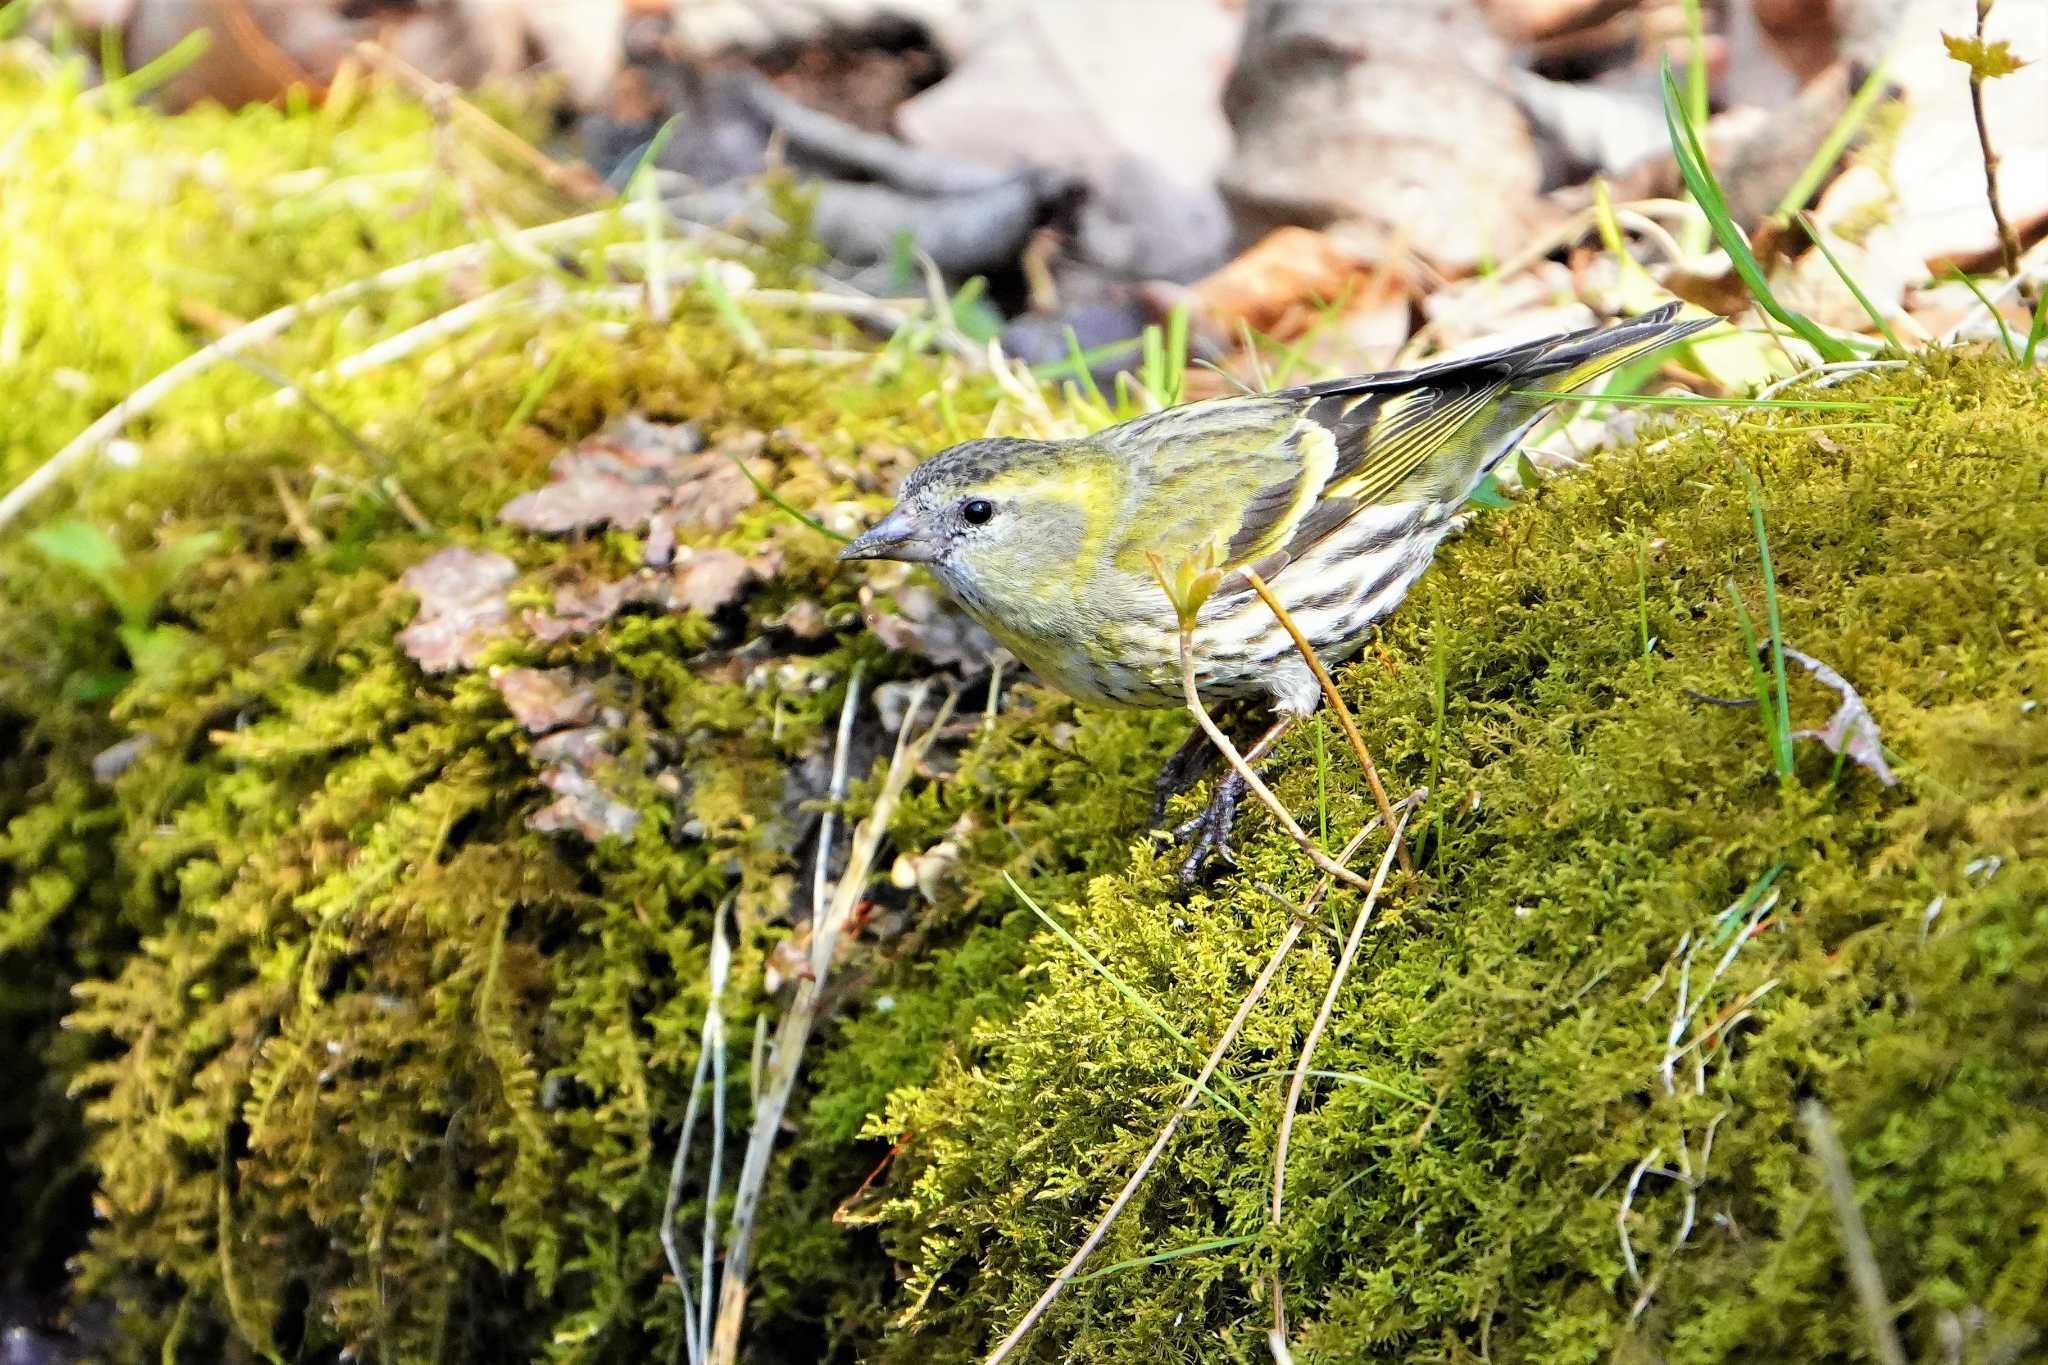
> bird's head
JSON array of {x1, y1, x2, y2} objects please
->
[{"x1": 839, "y1": 437, "x2": 1105, "y2": 606}]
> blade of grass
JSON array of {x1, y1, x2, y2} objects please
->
[
  {"x1": 1264, "y1": 286, "x2": 1356, "y2": 388},
  {"x1": 1164, "y1": 302, "x2": 1190, "y2": 406},
  {"x1": 1797, "y1": 214, "x2": 1904, "y2": 353},
  {"x1": 628, "y1": 117, "x2": 682, "y2": 322},
  {"x1": 1167, "y1": 1070, "x2": 1250, "y2": 1124},
  {"x1": 86, "y1": 28, "x2": 211, "y2": 107},
  {"x1": 1314, "y1": 720, "x2": 1330, "y2": 853},
  {"x1": 1725, "y1": 579, "x2": 1791, "y2": 780},
  {"x1": 696, "y1": 262, "x2": 766, "y2": 356},
  {"x1": 1070, "y1": 1235, "x2": 1259, "y2": 1285},
  {"x1": 1636, "y1": 539, "x2": 1654, "y2": 667},
  {"x1": 730, "y1": 455, "x2": 845, "y2": 543},
  {"x1": 1028, "y1": 336, "x2": 1140, "y2": 383},
  {"x1": 1738, "y1": 461, "x2": 1796, "y2": 780},
  {"x1": 2024, "y1": 294, "x2": 2048, "y2": 367},
  {"x1": 1661, "y1": 61, "x2": 1861, "y2": 364},
  {"x1": 1514, "y1": 389, "x2": 1897, "y2": 410},
  {"x1": 1947, "y1": 267, "x2": 2018, "y2": 361},
  {"x1": 1061, "y1": 325, "x2": 1112, "y2": 410},
  {"x1": 1235, "y1": 1067, "x2": 1429, "y2": 1108},
  {"x1": 501, "y1": 320, "x2": 592, "y2": 435},
  {"x1": 1007, "y1": 873, "x2": 1251, "y2": 1109},
  {"x1": 1465, "y1": 474, "x2": 1514, "y2": 510},
  {"x1": 1679, "y1": 0, "x2": 1711, "y2": 255},
  {"x1": 1772, "y1": 60, "x2": 1893, "y2": 223}
]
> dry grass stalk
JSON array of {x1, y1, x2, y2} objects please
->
[
  {"x1": 1266, "y1": 798, "x2": 1415, "y2": 1352},
  {"x1": 982, "y1": 805, "x2": 1399, "y2": 1365},
  {"x1": 709, "y1": 675, "x2": 957, "y2": 1365},
  {"x1": 991, "y1": 572, "x2": 1425, "y2": 1362},
  {"x1": 0, "y1": 204, "x2": 649, "y2": 533},
  {"x1": 659, "y1": 900, "x2": 734, "y2": 1365},
  {"x1": 1242, "y1": 568, "x2": 1412, "y2": 874},
  {"x1": 1958, "y1": 4, "x2": 2035, "y2": 309},
  {"x1": 352, "y1": 41, "x2": 609, "y2": 203},
  {"x1": 1175, "y1": 630, "x2": 1378, "y2": 897},
  {"x1": 1801, "y1": 1101, "x2": 1909, "y2": 1365}
]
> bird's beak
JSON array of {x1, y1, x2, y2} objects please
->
[{"x1": 839, "y1": 507, "x2": 943, "y2": 564}]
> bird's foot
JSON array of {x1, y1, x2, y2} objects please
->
[
  {"x1": 1149, "y1": 728, "x2": 1221, "y2": 827},
  {"x1": 1172, "y1": 768, "x2": 1247, "y2": 888}
]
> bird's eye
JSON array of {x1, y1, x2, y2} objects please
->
[{"x1": 961, "y1": 498, "x2": 995, "y2": 526}]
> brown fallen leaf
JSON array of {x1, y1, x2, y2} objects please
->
[
  {"x1": 397, "y1": 546, "x2": 518, "y2": 673},
  {"x1": 1780, "y1": 644, "x2": 1899, "y2": 787},
  {"x1": 858, "y1": 582, "x2": 999, "y2": 672},
  {"x1": 530, "y1": 765, "x2": 641, "y2": 842},
  {"x1": 491, "y1": 666, "x2": 598, "y2": 734},
  {"x1": 524, "y1": 544, "x2": 771, "y2": 641},
  {"x1": 671, "y1": 548, "x2": 757, "y2": 617},
  {"x1": 498, "y1": 416, "x2": 764, "y2": 538}
]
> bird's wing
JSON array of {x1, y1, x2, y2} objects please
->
[{"x1": 1107, "y1": 303, "x2": 1715, "y2": 586}]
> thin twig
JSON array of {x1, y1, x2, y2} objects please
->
[
  {"x1": 1267, "y1": 800, "x2": 1415, "y2": 1352},
  {"x1": 811, "y1": 661, "x2": 864, "y2": 948},
  {"x1": 697, "y1": 910, "x2": 730, "y2": 1365},
  {"x1": 1617, "y1": 1147, "x2": 1664, "y2": 1288},
  {"x1": 354, "y1": 42, "x2": 609, "y2": 202},
  {"x1": 268, "y1": 283, "x2": 532, "y2": 408},
  {"x1": 1, "y1": 204, "x2": 645, "y2": 533},
  {"x1": 659, "y1": 901, "x2": 734, "y2": 1365},
  {"x1": 1801, "y1": 1101, "x2": 1908, "y2": 1365},
  {"x1": 1960, "y1": 5, "x2": 2035, "y2": 308},
  {"x1": 1175, "y1": 632, "x2": 1377, "y2": 897},
  {"x1": 1243, "y1": 569, "x2": 1412, "y2": 875},
  {"x1": 983, "y1": 808, "x2": 1399, "y2": 1365},
  {"x1": 709, "y1": 677, "x2": 956, "y2": 1365}
]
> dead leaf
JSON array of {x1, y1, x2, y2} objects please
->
[
  {"x1": 859, "y1": 582, "x2": 999, "y2": 672},
  {"x1": 498, "y1": 416, "x2": 765, "y2": 538},
  {"x1": 526, "y1": 570, "x2": 667, "y2": 643},
  {"x1": 491, "y1": 667, "x2": 598, "y2": 734},
  {"x1": 672, "y1": 548, "x2": 757, "y2": 617},
  {"x1": 1780, "y1": 645, "x2": 1899, "y2": 786},
  {"x1": 397, "y1": 547, "x2": 518, "y2": 673},
  {"x1": 531, "y1": 725, "x2": 615, "y2": 768},
  {"x1": 530, "y1": 765, "x2": 641, "y2": 842},
  {"x1": 1189, "y1": 226, "x2": 1393, "y2": 339}
]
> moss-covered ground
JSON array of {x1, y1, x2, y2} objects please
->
[{"x1": 2, "y1": 51, "x2": 2045, "y2": 1365}]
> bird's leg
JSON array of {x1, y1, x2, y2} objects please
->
[
  {"x1": 1149, "y1": 726, "x2": 1222, "y2": 825},
  {"x1": 1175, "y1": 715, "x2": 1294, "y2": 887}
]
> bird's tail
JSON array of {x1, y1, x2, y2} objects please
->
[
  {"x1": 1500, "y1": 300, "x2": 1720, "y2": 394},
  {"x1": 1304, "y1": 302, "x2": 1718, "y2": 509},
  {"x1": 1402, "y1": 301, "x2": 1719, "y2": 502}
]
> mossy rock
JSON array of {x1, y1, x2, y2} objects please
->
[
  {"x1": 858, "y1": 355, "x2": 2048, "y2": 1364},
  {"x1": 3, "y1": 58, "x2": 2045, "y2": 1365}
]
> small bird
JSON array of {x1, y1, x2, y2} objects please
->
[{"x1": 841, "y1": 303, "x2": 1713, "y2": 880}]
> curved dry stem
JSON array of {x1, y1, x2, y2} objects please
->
[
  {"x1": 1267, "y1": 798, "x2": 1417, "y2": 1349},
  {"x1": 710, "y1": 674, "x2": 956, "y2": 1365},
  {"x1": 983, "y1": 806, "x2": 1396, "y2": 1365},
  {"x1": 0, "y1": 204, "x2": 644, "y2": 533},
  {"x1": 1242, "y1": 569, "x2": 1412, "y2": 875},
  {"x1": 1175, "y1": 632, "x2": 1378, "y2": 896}
]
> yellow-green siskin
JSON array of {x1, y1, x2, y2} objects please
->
[{"x1": 842, "y1": 303, "x2": 1714, "y2": 875}]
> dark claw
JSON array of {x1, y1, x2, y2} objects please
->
[
  {"x1": 1150, "y1": 728, "x2": 1221, "y2": 827},
  {"x1": 1175, "y1": 769, "x2": 1247, "y2": 888}
]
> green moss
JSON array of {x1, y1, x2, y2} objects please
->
[
  {"x1": 2, "y1": 56, "x2": 2045, "y2": 1365},
  {"x1": 862, "y1": 355, "x2": 2048, "y2": 1363}
]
